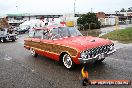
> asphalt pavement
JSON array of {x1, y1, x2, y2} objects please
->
[{"x1": 0, "y1": 34, "x2": 132, "y2": 88}]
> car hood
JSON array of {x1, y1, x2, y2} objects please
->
[{"x1": 54, "y1": 36, "x2": 113, "y2": 52}]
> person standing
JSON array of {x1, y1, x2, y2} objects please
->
[{"x1": 8, "y1": 27, "x2": 13, "y2": 34}]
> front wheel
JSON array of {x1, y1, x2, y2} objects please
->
[
  {"x1": 12, "y1": 39, "x2": 16, "y2": 42},
  {"x1": 62, "y1": 54, "x2": 75, "y2": 70},
  {"x1": 30, "y1": 48, "x2": 38, "y2": 57},
  {"x1": 1, "y1": 38, "x2": 5, "y2": 43},
  {"x1": 96, "y1": 58, "x2": 105, "y2": 63}
]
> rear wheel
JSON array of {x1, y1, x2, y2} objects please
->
[
  {"x1": 62, "y1": 53, "x2": 75, "y2": 70},
  {"x1": 30, "y1": 48, "x2": 38, "y2": 57}
]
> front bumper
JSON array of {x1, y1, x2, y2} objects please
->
[
  {"x1": 5, "y1": 35, "x2": 17, "y2": 40},
  {"x1": 78, "y1": 49, "x2": 116, "y2": 64}
]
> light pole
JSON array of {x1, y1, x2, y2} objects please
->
[
  {"x1": 126, "y1": 10, "x2": 129, "y2": 25},
  {"x1": 115, "y1": 12, "x2": 119, "y2": 30},
  {"x1": 74, "y1": 0, "x2": 76, "y2": 17},
  {"x1": 16, "y1": 6, "x2": 18, "y2": 13}
]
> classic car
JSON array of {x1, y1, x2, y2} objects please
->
[
  {"x1": 24, "y1": 26, "x2": 116, "y2": 70},
  {"x1": 0, "y1": 28, "x2": 17, "y2": 42}
]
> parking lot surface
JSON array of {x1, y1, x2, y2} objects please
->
[{"x1": 0, "y1": 34, "x2": 132, "y2": 88}]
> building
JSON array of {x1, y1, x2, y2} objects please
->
[
  {"x1": 7, "y1": 13, "x2": 63, "y2": 21},
  {"x1": 4, "y1": 12, "x2": 132, "y2": 27},
  {"x1": 6, "y1": 13, "x2": 64, "y2": 26},
  {"x1": 105, "y1": 12, "x2": 132, "y2": 24},
  {"x1": 96, "y1": 12, "x2": 105, "y2": 26}
]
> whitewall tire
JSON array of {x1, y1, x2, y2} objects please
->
[
  {"x1": 30, "y1": 48, "x2": 38, "y2": 57},
  {"x1": 62, "y1": 54, "x2": 75, "y2": 70}
]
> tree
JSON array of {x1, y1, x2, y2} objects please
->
[
  {"x1": 77, "y1": 12, "x2": 100, "y2": 30},
  {"x1": 120, "y1": 8, "x2": 126, "y2": 12},
  {"x1": 0, "y1": 17, "x2": 9, "y2": 29},
  {"x1": 118, "y1": 7, "x2": 132, "y2": 12},
  {"x1": 127, "y1": 7, "x2": 132, "y2": 12}
]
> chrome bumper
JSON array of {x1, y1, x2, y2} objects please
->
[
  {"x1": 5, "y1": 35, "x2": 17, "y2": 40},
  {"x1": 78, "y1": 49, "x2": 116, "y2": 64}
]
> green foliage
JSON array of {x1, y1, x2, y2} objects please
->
[
  {"x1": 77, "y1": 12, "x2": 101, "y2": 30},
  {"x1": 127, "y1": 7, "x2": 132, "y2": 12},
  {"x1": 100, "y1": 27, "x2": 132, "y2": 43},
  {"x1": 120, "y1": 8, "x2": 126, "y2": 12},
  {"x1": 118, "y1": 7, "x2": 132, "y2": 12}
]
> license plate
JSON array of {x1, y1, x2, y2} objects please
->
[{"x1": 98, "y1": 53, "x2": 104, "y2": 60}]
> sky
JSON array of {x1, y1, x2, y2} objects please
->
[{"x1": 0, "y1": 0, "x2": 132, "y2": 15}]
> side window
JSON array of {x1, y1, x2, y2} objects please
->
[
  {"x1": 59, "y1": 28, "x2": 69, "y2": 37},
  {"x1": 51, "y1": 28, "x2": 61, "y2": 39},
  {"x1": 42, "y1": 30, "x2": 50, "y2": 39},
  {"x1": 52, "y1": 28, "x2": 58, "y2": 35},
  {"x1": 34, "y1": 30, "x2": 43, "y2": 38},
  {"x1": 29, "y1": 29, "x2": 35, "y2": 38}
]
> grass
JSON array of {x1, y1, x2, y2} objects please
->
[{"x1": 100, "y1": 27, "x2": 132, "y2": 43}]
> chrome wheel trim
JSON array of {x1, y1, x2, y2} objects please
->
[
  {"x1": 1, "y1": 39, "x2": 4, "y2": 43},
  {"x1": 63, "y1": 54, "x2": 73, "y2": 69},
  {"x1": 30, "y1": 48, "x2": 35, "y2": 56}
]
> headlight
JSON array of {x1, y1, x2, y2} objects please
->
[
  {"x1": 109, "y1": 44, "x2": 114, "y2": 50},
  {"x1": 80, "y1": 50, "x2": 91, "y2": 59},
  {"x1": 81, "y1": 52, "x2": 87, "y2": 59}
]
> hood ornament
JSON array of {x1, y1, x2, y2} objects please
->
[{"x1": 90, "y1": 39, "x2": 95, "y2": 42}]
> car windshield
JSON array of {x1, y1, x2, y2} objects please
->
[
  {"x1": 28, "y1": 27, "x2": 83, "y2": 40},
  {"x1": 68, "y1": 27, "x2": 82, "y2": 36},
  {"x1": 51, "y1": 27, "x2": 82, "y2": 39}
]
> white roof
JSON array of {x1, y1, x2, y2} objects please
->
[
  {"x1": 20, "y1": 19, "x2": 42, "y2": 25},
  {"x1": 0, "y1": 14, "x2": 7, "y2": 18}
]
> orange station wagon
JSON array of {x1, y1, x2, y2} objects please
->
[{"x1": 24, "y1": 26, "x2": 116, "y2": 70}]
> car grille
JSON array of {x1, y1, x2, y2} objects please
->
[
  {"x1": 86, "y1": 44, "x2": 114, "y2": 57},
  {"x1": 9, "y1": 36, "x2": 15, "y2": 39}
]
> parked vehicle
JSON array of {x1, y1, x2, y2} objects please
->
[
  {"x1": 18, "y1": 20, "x2": 46, "y2": 34},
  {"x1": 0, "y1": 28, "x2": 18, "y2": 42},
  {"x1": 24, "y1": 26, "x2": 116, "y2": 70},
  {"x1": 17, "y1": 25, "x2": 30, "y2": 34}
]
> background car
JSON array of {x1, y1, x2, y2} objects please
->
[
  {"x1": 17, "y1": 25, "x2": 30, "y2": 34},
  {"x1": 24, "y1": 26, "x2": 116, "y2": 70},
  {"x1": 0, "y1": 28, "x2": 17, "y2": 42}
]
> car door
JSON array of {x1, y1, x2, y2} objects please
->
[
  {"x1": 30, "y1": 29, "x2": 42, "y2": 54},
  {"x1": 39, "y1": 28, "x2": 60, "y2": 61}
]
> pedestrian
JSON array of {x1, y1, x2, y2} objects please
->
[{"x1": 8, "y1": 27, "x2": 13, "y2": 34}]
